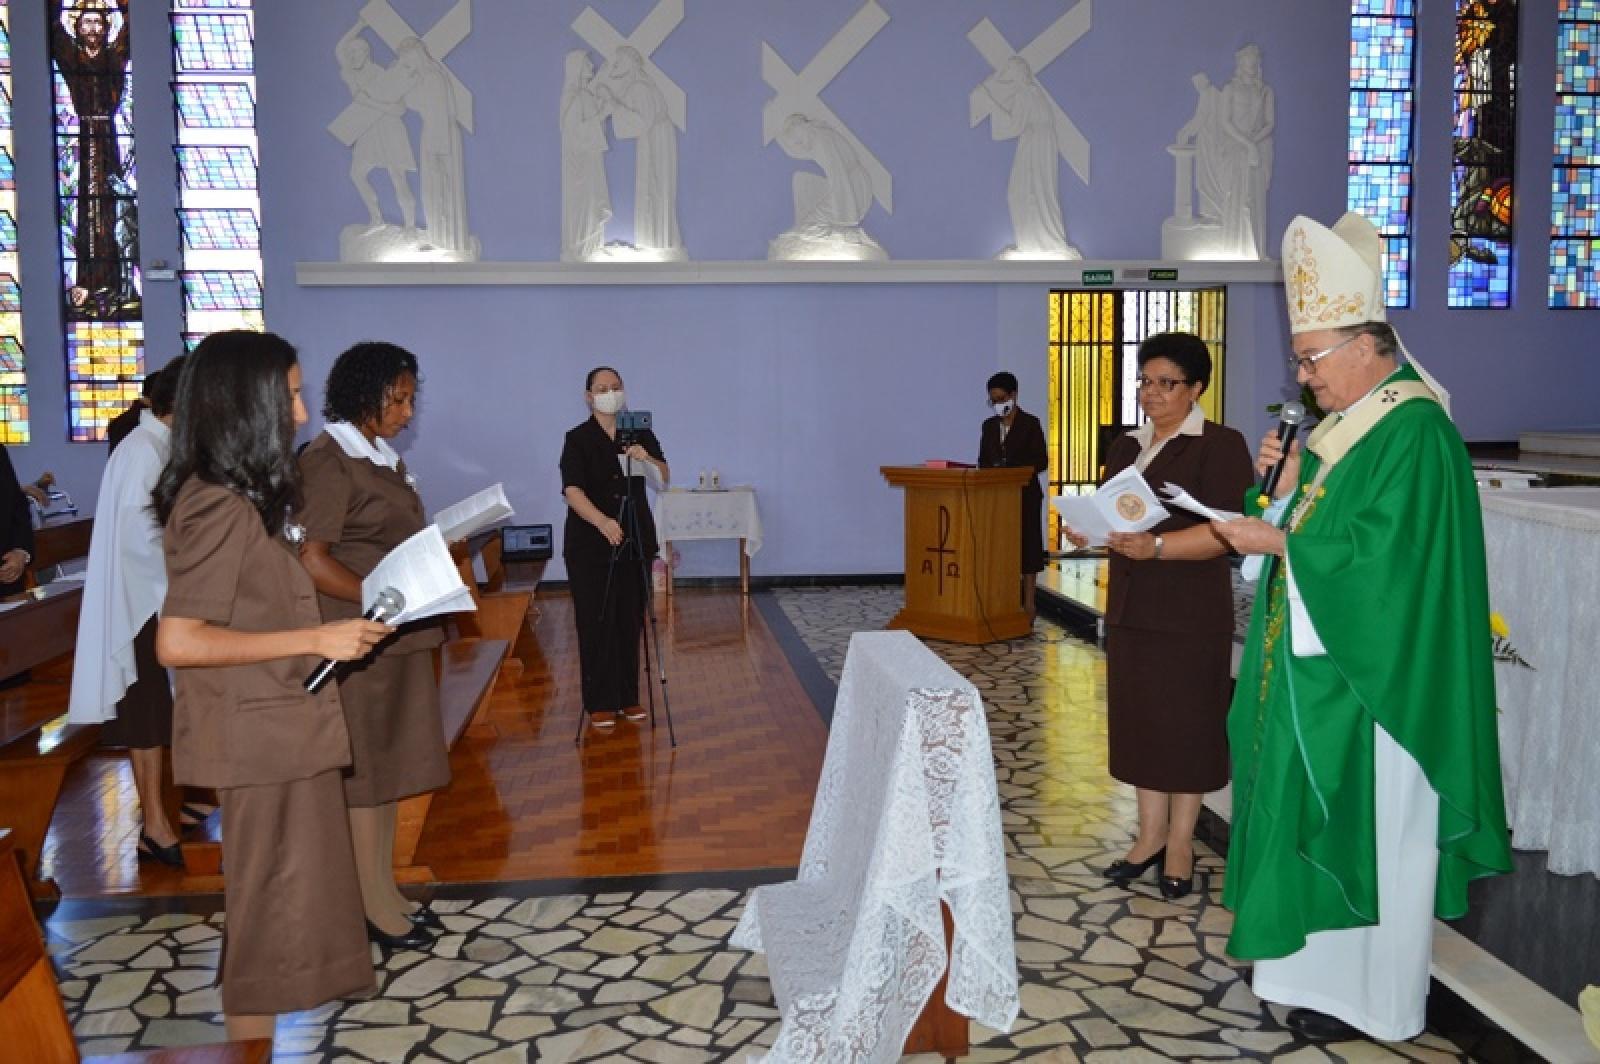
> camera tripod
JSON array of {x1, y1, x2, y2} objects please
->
[{"x1": 573, "y1": 449, "x2": 678, "y2": 747}]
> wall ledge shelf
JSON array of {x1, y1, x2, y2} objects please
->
[{"x1": 294, "y1": 258, "x2": 1283, "y2": 288}]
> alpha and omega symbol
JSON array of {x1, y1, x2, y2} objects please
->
[{"x1": 919, "y1": 505, "x2": 960, "y2": 595}]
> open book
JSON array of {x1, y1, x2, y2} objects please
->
[
  {"x1": 1051, "y1": 465, "x2": 1171, "y2": 547},
  {"x1": 361, "y1": 525, "x2": 477, "y2": 624},
  {"x1": 434, "y1": 483, "x2": 514, "y2": 544}
]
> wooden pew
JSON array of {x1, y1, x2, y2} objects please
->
[
  {"x1": 448, "y1": 538, "x2": 533, "y2": 736},
  {"x1": 0, "y1": 830, "x2": 270, "y2": 1062},
  {"x1": 0, "y1": 583, "x2": 84, "y2": 684},
  {"x1": 0, "y1": 690, "x2": 100, "y2": 901}
]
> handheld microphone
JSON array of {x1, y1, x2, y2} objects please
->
[
  {"x1": 304, "y1": 587, "x2": 405, "y2": 693},
  {"x1": 1258, "y1": 401, "x2": 1307, "y2": 503}
]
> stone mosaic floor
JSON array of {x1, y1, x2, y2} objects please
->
[{"x1": 50, "y1": 587, "x2": 1478, "y2": 1062}]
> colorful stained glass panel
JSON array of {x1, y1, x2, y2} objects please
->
[
  {"x1": 1348, "y1": 2, "x2": 1417, "y2": 308},
  {"x1": 1449, "y1": 0, "x2": 1518, "y2": 308},
  {"x1": 182, "y1": 270, "x2": 260, "y2": 312},
  {"x1": 173, "y1": 13, "x2": 252, "y2": 73},
  {"x1": 179, "y1": 208, "x2": 258, "y2": 251},
  {"x1": 1553, "y1": 0, "x2": 1600, "y2": 305},
  {"x1": 174, "y1": 81, "x2": 253, "y2": 129},
  {"x1": 176, "y1": 144, "x2": 256, "y2": 189},
  {"x1": 0, "y1": 1, "x2": 21, "y2": 442}
]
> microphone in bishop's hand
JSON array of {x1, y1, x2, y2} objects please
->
[
  {"x1": 1258, "y1": 401, "x2": 1307, "y2": 503},
  {"x1": 304, "y1": 586, "x2": 405, "y2": 693}
]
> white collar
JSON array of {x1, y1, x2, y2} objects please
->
[
  {"x1": 138, "y1": 407, "x2": 170, "y2": 442},
  {"x1": 1130, "y1": 402, "x2": 1205, "y2": 449},
  {"x1": 324, "y1": 421, "x2": 401, "y2": 470}
]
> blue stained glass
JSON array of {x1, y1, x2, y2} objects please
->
[
  {"x1": 1351, "y1": 17, "x2": 1415, "y2": 90},
  {"x1": 0, "y1": 20, "x2": 10, "y2": 66},
  {"x1": 1354, "y1": 0, "x2": 1415, "y2": 14},
  {"x1": 1448, "y1": 244, "x2": 1514, "y2": 307},
  {"x1": 182, "y1": 270, "x2": 261, "y2": 311},
  {"x1": 0, "y1": 273, "x2": 19, "y2": 312},
  {"x1": 1556, "y1": 101, "x2": 1600, "y2": 165},
  {"x1": 1349, "y1": 90, "x2": 1413, "y2": 162},
  {"x1": 1553, "y1": 168, "x2": 1600, "y2": 235},
  {"x1": 179, "y1": 207, "x2": 258, "y2": 250},
  {"x1": 1549, "y1": 239, "x2": 1599, "y2": 306},
  {"x1": 176, "y1": 0, "x2": 252, "y2": 8},
  {"x1": 0, "y1": 82, "x2": 11, "y2": 130},
  {"x1": 1559, "y1": 24, "x2": 1600, "y2": 93},
  {"x1": 174, "y1": 82, "x2": 254, "y2": 128},
  {"x1": 173, "y1": 14, "x2": 253, "y2": 74},
  {"x1": 0, "y1": 148, "x2": 11, "y2": 190},
  {"x1": 0, "y1": 212, "x2": 14, "y2": 252},
  {"x1": 176, "y1": 145, "x2": 257, "y2": 190},
  {"x1": 1348, "y1": 164, "x2": 1412, "y2": 230},
  {"x1": 1560, "y1": 0, "x2": 1600, "y2": 19}
]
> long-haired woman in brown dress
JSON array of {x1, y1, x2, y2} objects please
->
[
  {"x1": 1063, "y1": 332, "x2": 1253, "y2": 899},
  {"x1": 298, "y1": 342, "x2": 447, "y2": 950},
  {"x1": 154, "y1": 331, "x2": 392, "y2": 1043}
]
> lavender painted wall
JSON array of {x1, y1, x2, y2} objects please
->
[{"x1": 7, "y1": 2, "x2": 1594, "y2": 582}]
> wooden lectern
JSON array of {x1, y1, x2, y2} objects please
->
[{"x1": 880, "y1": 466, "x2": 1033, "y2": 644}]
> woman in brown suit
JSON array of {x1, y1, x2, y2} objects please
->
[
  {"x1": 978, "y1": 371, "x2": 1049, "y2": 618},
  {"x1": 1063, "y1": 332, "x2": 1253, "y2": 899},
  {"x1": 299, "y1": 342, "x2": 446, "y2": 949},
  {"x1": 154, "y1": 331, "x2": 392, "y2": 1042}
]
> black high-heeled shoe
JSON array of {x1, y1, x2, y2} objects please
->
[
  {"x1": 407, "y1": 906, "x2": 445, "y2": 931},
  {"x1": 366, "y1": 919, "x2": 434, "y2": 951},
  {"x1": 1159, "y1": 855, "x2": 1195, "y2": 899},
  {"x1": 136, "y1": 833, "x2": 186, "y2": 870},
  {"x1": 1103, "y1": 847, "x2": 1166, "y2": 885}
]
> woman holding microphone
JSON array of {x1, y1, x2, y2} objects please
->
[{"x1": 155, "y1": 331, "x2": 391, "y2": 1043}]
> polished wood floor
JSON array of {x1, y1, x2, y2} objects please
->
[{"x1": 29, "y1": 590, "x2": 829, "y2": 897}]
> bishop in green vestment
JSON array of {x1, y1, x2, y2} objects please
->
[{"x1": 1214, "y1": 212, "x2": 1511, "y2": 1043}]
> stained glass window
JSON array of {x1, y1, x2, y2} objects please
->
[
  {"x1": 173, "y1": 2, "x2": 261, "y2": 340},
  {"x1": 1450, "y1": 0, "x2": 1519, "y2": 307},
  {"x1": 1046, "y1": 288, "x2": 1227, "y2": 548},
  {"x1": 1348, "y1": 0, "x2": 1417, "y2": 306},
  {"x1": 49, "y1": 0, "x2": 143, "y2": 442},
  {"x1": 1552, "y1": 0, "x2": 1600, "y2": 306},
  {"x1": 0, "y1": 1, "x2": 23, "y2": 442}
]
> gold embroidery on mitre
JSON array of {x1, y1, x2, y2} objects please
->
[{"x1": 1285, "y1": 228, "x2": 1369, "y2": 329}]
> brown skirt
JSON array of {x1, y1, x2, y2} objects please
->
[
  {"x1": 337, "y1": 647, "x2": 449, "y2": 807},
  {"x1": 99, "y1": 617, "x2": 174, "y2": 750},
  {"x1": 1106, "y1": 624, "x2": 1233, "y2": 794},
  {"x1": 217, "y1": 771, "x2": 373, "y2": 1015}
]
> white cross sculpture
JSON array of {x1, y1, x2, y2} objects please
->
[
  {"x1": 968, "y1": 2, "x2": 1091, "y2": 185},
  {"x1": 328, "y1": 0, "x2": 474, "y2": 148},
  {"x1": 572, "y1": 0, "x2": 686, "y2": 132},
  {"x1": 761, "y1": 0, "x2": 892, "y2": 214}
]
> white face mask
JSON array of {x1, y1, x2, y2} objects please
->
[
  {"x1": 991, "y1": 399, "x2": 1015, "y2": 418},
  {"x1": 592, "y1": 389, "x2": 626, "y2": 415}
]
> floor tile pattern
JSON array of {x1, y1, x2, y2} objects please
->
[{"x1": 51, "y1": 588, "x2": 1479, "y2": 1061}]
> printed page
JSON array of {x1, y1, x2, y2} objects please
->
[
  {"x1": 362, "y1": 525, "x2": 477, "y2": 624},
  {"x1": 1160, "y1": 482, "x2": 1242, "y2": 523},
  {"x1": 1052, "y1": 495, "x2": 1113, "y2": 547},
  {"x1": 434, "y1": 484, "x2": 515, "y2": 544}
]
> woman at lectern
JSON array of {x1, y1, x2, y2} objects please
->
[
  {"x1": 560, "y1": 366, "x2": 669, "y2": 732},
  {"x1": 154, "y1": 331, "x2": 391, "y2": 1044},
  {"x1": 298, "y1": 341, "x2": 447, "y2": 951},
  {"x1": 978, "y1": 371, "x2": 1049, "y2": 619},
  {"x1": 1061, "y1": 331, "x2": 1252, "y2": 901}
]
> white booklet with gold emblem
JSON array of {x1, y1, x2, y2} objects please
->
[{"x1": 1052, "y1": 466, "x2": 1170, "y2": 547}]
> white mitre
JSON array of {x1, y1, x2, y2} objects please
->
[{"x1": 1281, "y1": 211, "x2": 1451, "y2": 415}]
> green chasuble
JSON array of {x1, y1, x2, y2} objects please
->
[{"x1": 1223, "y1": 363, "x2": 1512, "y2": 961}]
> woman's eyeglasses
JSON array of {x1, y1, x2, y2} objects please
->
[{"x1": 1135, "y1": 375, "x2": 1191, "y2": 394}]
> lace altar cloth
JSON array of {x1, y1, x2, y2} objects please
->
[
  {"x1": 1481, "y1": 488, "x2": 1600, "y2": 877},
  {"x1": 731, "y1": 630, "x2": 1019, "y2": 1062},
  {"x1": 655, "y1": 487, "x2": 764, "y2": 555}
]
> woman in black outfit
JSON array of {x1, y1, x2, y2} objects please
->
[
  {"x1": 978, "y1": 371, "x2": 1049, "y2": 619},
  {"x1": 559, "y1": 367, "x2": 669, "y2": 730}
]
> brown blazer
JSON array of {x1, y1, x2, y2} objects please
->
[
  {"x1": 1102, "y1": 419, "x2": 1254, "y2": 635},
  {"x1": 163, "y1": 479, "x2": 352, "y2": 789},
  {"x1": 297, "y1": 433, "x2": 443, "y2": 655}
]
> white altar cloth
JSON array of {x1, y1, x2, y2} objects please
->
[
  {"x1": 731, "y1": 630, "x2": 1019, "y2": 1062},
  {"x1": 655, "y1": 486, "x2": 763, "y2": 555},
  {"x1": 1480, "y1": 487, "x2": 1600, "y2": 877}
]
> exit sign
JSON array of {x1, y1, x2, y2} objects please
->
[
  {"x1": 1081, "y1": 269, "x2": 1114, "y2": 286},
  {"x1": 1148, "y1": 268, "x2": 1180, "y2": 282}
]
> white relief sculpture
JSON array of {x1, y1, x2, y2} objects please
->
[
  {"x1": 560, "y1": 51, "x2": 612, "y2": 262},
  {"x1": 327, "y1": 0, "x2": 477, "y2": 263},
  {"x1": 761, "y1": 0, "x2": 892, "y2": 261},
  {"x1": 770, "y1": 114, "x2": 885, "y2": 261},
  {"x1": 1162, "y1": 45, "x2": 1275, "y2": 261},
  {"x1": 571, "y1": 0, "x2": 687, "y2": 261},
  {"x1": 336, "y1": 22, "x2": 416, "y2": 232},
  {"x1": 968, "y1": 3, "x2": 1091, "y2": 260}
]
